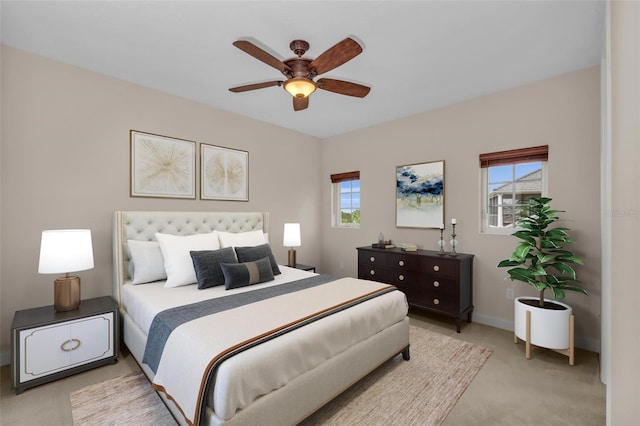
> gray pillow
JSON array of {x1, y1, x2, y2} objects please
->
[
  {"x1": 234, "y1": 244, "x2": 281, "y2": 275},
  {"x1": 190, "y1": 247, "x2": 238, "y2": 289},
  {"x1": 220, "y1": 257, "x2": 275, "y2": 290}
]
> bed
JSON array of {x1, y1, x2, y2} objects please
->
[{"x1": 112, "y1": 211, "x2": 410, "y2": 425}]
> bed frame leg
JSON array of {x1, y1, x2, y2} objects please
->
[{"x1": 401, "y1": 346, "x2": 410, "y2": 361}]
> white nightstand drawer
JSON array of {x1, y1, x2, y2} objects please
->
[{"x1": 19, "y1": 312, "x2": 114, "y2": 383}]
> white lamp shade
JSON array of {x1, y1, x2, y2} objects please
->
[
  {"x1": 38, "y1": 229, "x2": 94, "y2": 274},
  {"x1": 283, "y1": 223, "x2": 301, "y2": 247}
]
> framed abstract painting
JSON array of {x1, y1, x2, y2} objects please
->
[
  {"x1": 130, "y1": 130, "x2": 196, "y2": 199},
  {"x1": 396, "y1": 160, "x2": 445, "y2": 228},
  {"x1": 200, "y1": 143, "x2": 249, "y2": 201}
]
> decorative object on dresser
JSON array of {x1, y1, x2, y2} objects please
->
[
  {"x1": 11, "y1": 296, "x2": 119, "y2": 394},
  {"x1": 396, "y1": 160, "x2": 444, "y2": 228},
  {"x1": 200, "y1": 143, "x2": 249, "y2": 201},
  {"x1": 449, "y1": 218, "x2": 458, "y2": 256},
  {"x1": 130, "y1": 130, "x2": 196, "y2": 199},
  {"x1": 438, "y1": 223, "x2": 446, "y2": 255},
  {"x1": 497, "y1": 197, "x2": 587, "y2": 365},
  {"x1": 38, "y1": 229, "x2": 94, "y2": 312},
  {"x1": 283, "y1": 222, "x2": 301, "y2": 267},
  {"x1": 358, "y1": 246, "x2": 474, "y2": 332}
]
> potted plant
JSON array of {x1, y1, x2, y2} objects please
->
[{"x1": 497, "y1": 197, "x2": 587, "y2": 359}]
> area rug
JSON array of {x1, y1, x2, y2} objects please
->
[
  {"x1": 70, "y1": 325, "x2": 491, "y2": 426},
  {"x1": 70, "y1": 369, "x2": 175, "y2": 426}
]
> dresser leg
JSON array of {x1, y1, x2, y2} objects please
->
[{"x1": 456, "y1": 318, "x2": 461, "y2": 333}]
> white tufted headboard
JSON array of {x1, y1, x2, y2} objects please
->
[{"x1": 112, "y1": 211, "x2": 269, "y2": 306}]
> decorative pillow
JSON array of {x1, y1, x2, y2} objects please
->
[
  {"x1": 218, "y1": 230, "x2": 266, "y2": 248},
  {"x1": 220, "y1": 257, "x2": 275, "y2": 290},
  {"x1": 156, "y1": 232, "x2": 220, "y2": 288},
  {"x1": 234, "y1": 244, "x2": 281, "y2": 275},
  {"x1": 190, "y1": 247, "x2": 238, "y2": 289},
  {"x1": 127, "y1": 240, "x2": 167, "y2": 284}
]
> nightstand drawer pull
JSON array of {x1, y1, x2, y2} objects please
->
[
  {"x1": 398, "y1": 260, "x2": 405, "y2": 267},
  {"x1": 433, "y1": 265, "x2": 440, "y2": 272},
  {"x1": 60, "y1": 338, "x2": 81, "y2": 352},
  {"x1": 398, "y1": 274, "x2": 405, "y2": 281},
  {"x1": 433, "y1": 280, "x2": 440, "y2": 287},
  {"x1": 433, "y1": 299, "x2": 440, "y2": 305},
  {"x1": 370, "y1": 256, "x2": 375, "y2": 262},
  {"x1": 369, "y1": 270, "x2": 375, "y2": 276}
]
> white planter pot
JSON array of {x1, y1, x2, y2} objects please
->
[{"x1": 514, "y1": 297, "x2": 572, "y2": 350}]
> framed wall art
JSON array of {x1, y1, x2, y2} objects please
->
[
  {"x1": 130, "y1": 130, "x2": 196, "y2": 199},
  {"x1": 200, "y1": 143, "x2": 249, "y2": 201},
  {"x1": 396, "y1": 160, "x2": 445, "y2": 228}
]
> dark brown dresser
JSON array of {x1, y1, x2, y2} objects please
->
[{"x1": 357, "y1": 246, "x2": 474, "y2": 332}]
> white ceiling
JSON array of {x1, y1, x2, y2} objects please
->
[{"x1": 1, "y1": 1, "x2": 605, "y2": 139}]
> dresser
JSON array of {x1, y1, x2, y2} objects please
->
[
  {"x1": 357, "y1": 247, "x2": 474, "y2": 332},
  {"x1": 11, "y1": 296, "x2": 119, "y2": 394}
]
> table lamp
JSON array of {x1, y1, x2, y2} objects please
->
[
  {"x1": 283, "y1": 223, "x2": 301, "y2": 267},
  {"x1": 38, "y1": 229, "x2": 94, "y2": 312}
]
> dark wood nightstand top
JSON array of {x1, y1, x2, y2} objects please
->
[
  {"x1": 295, "y1": 264, "x2": 316, "y2": 273},
  {"x1": 12, "y1": 296, "x2": 118, "y2": 329}
]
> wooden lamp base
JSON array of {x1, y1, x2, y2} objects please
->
[{"x1": 54, "y1": 275, "x2": 81, "y2": 312}]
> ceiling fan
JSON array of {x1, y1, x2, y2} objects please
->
[{"x1": 229, "y1": 37, "x2": 370, "y2": 111}]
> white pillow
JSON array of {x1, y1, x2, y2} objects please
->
[
  {"x1": 127, "y1": 240, "x2": 166, "y2": 285},
  {"x1": 218, "y1": 230, "x2": 266, "y2": 248},
  {"x1": 156, "y1": 232, "x2": 220, "y2": 288}
]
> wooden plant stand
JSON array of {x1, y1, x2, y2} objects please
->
[{"x1": 514, "y1": 310, "x2": 575, "y2": 366}]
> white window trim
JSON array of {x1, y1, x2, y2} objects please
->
[
  {"x1": 480, "y1": 162, "x2": 548, "y2": 235},
  {"x1": 331, "y1": 180, "x2": 360, "y2": 229}
]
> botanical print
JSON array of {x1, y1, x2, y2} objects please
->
[
  {"x1": 201, "y1": 144, "x2": 248, "y2": 201},
  {"x1": 396, "y1": 160, "x2": 444, "y2": 228},
  {"x1": 130, "y1": 131, "x2": 196, "y2": 199}
]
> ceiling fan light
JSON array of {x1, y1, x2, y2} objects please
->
[{"x1": 284, "y1": 78, "x2": 316, "y2": 98}]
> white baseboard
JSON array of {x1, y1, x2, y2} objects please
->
[{"x1": 473, "y1": 313, "x2": 601, "y2": 354}]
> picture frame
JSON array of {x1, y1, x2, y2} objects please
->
[
  {"x1": 396, "y1": 160, "x2": 445, "y2": 228},
  {"x1": 130, "y1": 130, "x2": 196, "y2": 199},
  {"x1": 200, "y1": 143, "x2": 249, "y2": 201}
]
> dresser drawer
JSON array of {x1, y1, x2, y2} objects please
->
[
  {"x1": 425, "y1": 277, "x2": 458, "y2": 297},
  {"x1": 422, "y1": 257, "x2": 457, "y2": 277},
  {"x1": 358, "y1": 250, "x2": 387, "y2": 267},
  {"x1": 18, "y1": 312, "x2": 114, "y2": 383}
]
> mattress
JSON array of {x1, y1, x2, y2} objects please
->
[{"x1": 121, "y1": 266, "x2": 409, "y2": 422}]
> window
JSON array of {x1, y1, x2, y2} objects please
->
[
  {"x1": 480, "y1": 146, "x2": 548, "y2": 234},
  {"x1": 331, "y1": 171, "x2": 360, "y2": 228}
]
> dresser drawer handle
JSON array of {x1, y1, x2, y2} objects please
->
[
  {"x1": 369, "y1": 256, "x2": 375, "y2": 262},
  {"x1": 369, "y1": 270, "x2": 375, "y2": 276},
  {"x1": 433, "y1": 299, "x2": 440, "y2": 305},
  {"x1": 398, "y1": 274, "x2": 405, "y2": 281},
  {"x1": 433, "y1": 280, "x2": 440, "y2": 287},
  {"x1": 60, "y1": 338, "x2": 81, "y2": 352},
  {"x1": 433, "y1": 265, "x2": 440, "y2": 272},
  {"x1": 398, "y1": 260, "x2": 405, "y2": 267}
]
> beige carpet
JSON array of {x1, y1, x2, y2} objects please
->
[{"x1": 70, "y1": 325, "x2": 491, "y2": 426}]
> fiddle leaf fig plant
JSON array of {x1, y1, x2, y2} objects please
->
[{"x1": 497, "y1": 197, "x2": 588, "y2": 308}]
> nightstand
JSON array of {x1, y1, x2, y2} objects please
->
[
  {"x1": 295, "y1": 263, "x2": 316, "y2": 273},
  {"x1": 11, "y1": 296, "x2": 119, "y2": 394}
]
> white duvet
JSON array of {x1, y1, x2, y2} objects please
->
[{"x1": 121, "y1": 267, "x2": 408, "y2": 424}]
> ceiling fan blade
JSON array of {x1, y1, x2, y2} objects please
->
[
  {"x1": 317, "y1": 78, "x2": 370, "y2": 98},
  {"x1": 309, "y1": 37, "x2": 363, "y2": 76},
  {"x1": 229, "y1": 80, "x2": 283, "y2": 93},
  {"x1": 233, "y1": 40, "x2": 292, "y2": 74},
  {"x1": 293, "y1": 96, "x2": 309, "y2": 111}
]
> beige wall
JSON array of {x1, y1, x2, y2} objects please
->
[
  {"x1": 321, "y1": 67, "x2": 602, "y2": 350},
  {"x1": 0, "y1": 46, "x2": 322, "y2": 361},
  {"x1": 0, "y1": 46, "x2": 604, "y2": 362},
  {"x1": 608, "y1": 0, "x2": 640, "y2": 423}
]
